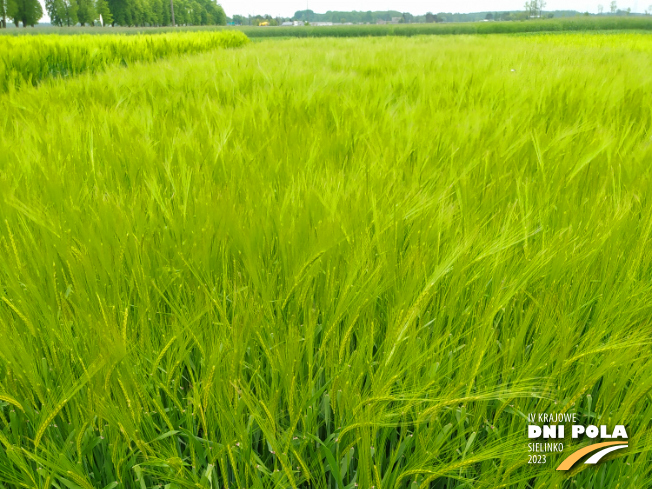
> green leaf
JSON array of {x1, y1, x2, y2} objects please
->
[{"x1": 148, "y1": 430, "x2": 180, "y2": 443}]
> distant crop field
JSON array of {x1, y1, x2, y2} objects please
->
[
  {"x1": 4, "y1": 16, "x2": 652, "y2": 38},
  {"x1": 1, "y1": 32, "x2": 651, "y2": 489}
]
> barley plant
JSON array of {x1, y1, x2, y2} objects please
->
[
  {"x1": 0, "y1": 33, "x2": 652, "y2": 489},
  {"x1": 0, "y1": 31, "x2": 249, "y2": 94}
]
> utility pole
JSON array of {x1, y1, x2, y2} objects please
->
[{"x1": 170, "y1": 0, "x2": 176, "y2": 26}]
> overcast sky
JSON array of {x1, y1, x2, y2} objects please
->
[{"x1": 38, "y1": 0, "x2": 646, "y2": 24}]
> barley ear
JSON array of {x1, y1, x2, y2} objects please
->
[{"x1": 34, "y1": 398, "x2": 69, "y2": 448}]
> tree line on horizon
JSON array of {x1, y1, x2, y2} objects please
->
[
  {"x1": 230, "y1": 6, "x2": 642, "y2": 27},
  {"x1": 0, "y1": 0, "x2": 225, "y2": 27},
  {"x1": 231, "y1": 10, "x2": 548, "y2": 26},
  {"x1": 0, "y1": 2, "x2": 642, "y2": 30}
]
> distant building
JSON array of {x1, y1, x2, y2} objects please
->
[
  {"x1": 391, "y1": 17, "x2": 401, "y2": 23},
  {"x1": 281, "y1": 21, "x2": 293, "y2": 26}
]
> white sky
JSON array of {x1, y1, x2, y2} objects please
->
[{"x1": 38, "y1": 0, "x2": 645, "y2": 24}]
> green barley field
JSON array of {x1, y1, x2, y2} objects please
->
[{"x1": 1, "y1": 31, "x2": 652, "y2": 489}]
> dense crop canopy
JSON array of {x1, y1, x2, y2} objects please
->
[
  {"x1": 0, "y1": 30, "x2": 249, "y2": 94},
  {"x1": 0, "y1": 33, "x2": 651, "y2": 489}
]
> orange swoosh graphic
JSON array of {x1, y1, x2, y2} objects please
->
[{"x1": 556, "y1": 441, "x2": 628, "y2": 471}]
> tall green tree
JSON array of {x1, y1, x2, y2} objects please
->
[
  {"x1": 7, "y1": 0, "x2": 42, "y2": 26},
  {"x1": 96, "y1": 0, "x2": 112, "y2": 24},
  {"x1": 132, "y1": 0, "x2": 146, "y2": 25},
  {"x1": 106, "y1": 0, "x2": 127, "y2": 25},
  {"x1": 47, "y1": 0, "x2": 226, "y2": 26},
  {"x1": 46, "y1": 0, "x2": 77, "y2": 26},
  {"x1": 158, "y1": 0, "x2": 170, "y2": 25},
  {"x1": 1, "y1": 0, "x2": 7, "y2": 27},
  {"x1": 190, "y1": 0, "x2": 224, "y2": 25},
  {"x1": 208, "y1": 0, "x2": 224, "y2": 24},
  {"x1": 172, "y1": 0, "x2": 185, "y2": 24},
  {"x1": 149, "y1": 0, "x2": 162, "y2": 25},
  {"x1": 74, "y1": 0, "x2": 95, "y2": 24}
]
